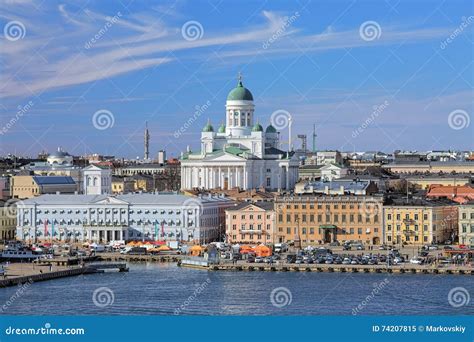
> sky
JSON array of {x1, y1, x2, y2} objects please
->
[{"x1": 0, "y1": 0, "x2": 473, "y2": 159}]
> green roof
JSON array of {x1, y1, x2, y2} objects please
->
[
  {"x1": 227, "y1": 80, "x2": 253, "y2": 101},
  {"x1": 224, "y1": 146, "x2": 248, "y2": 156},
  {"x1": 218, "y1": 123, "x2": 226, "y2": 133},
  {"x1": 266, "y1": 124, "x2": 277, "y2": 133},
  {"x1": 202, "y1": 122, "x2": 214, "y2": 132},
  {"x1": 252, "y1": 122, "x2": 263, "y2": 132}
]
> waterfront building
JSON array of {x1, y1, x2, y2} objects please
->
[
  {"x1": 83, "y1": 165, "x2": 112, "y2": 195},
  {"x1": 0, "y1": 199, "x2": 16, "y2": 240},
  {"x1": 225, "y1": 202, "x2": 275, "y2": 245},
  {"x1": 115, "y1": 163, "x2": 166, "y2": 176},
  {"x1": 10, "y1": 175, "x2": 77, "y2": 199},
  {"x1": 275, "y1": 195, "x2": 383, "y2": 246},
  {"x1": 16, "y1": 193, "x2": 234, "y2": 244},
  {"x1": 458, "y1": 203, "x2": 474, "y2": 247},
  {"x1": 180, "y1": 76, "x2": 299, "y2": 191},
  {"x1": 295, "y1": 179, "x2": 378, "y2": 196},
  {"x1": 383, "y1": 198, "x2": 458, "y2": 245}
]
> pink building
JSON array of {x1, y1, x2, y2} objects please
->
[{"x1": 225, "y1": 202, "x2": 275, "y2": 245}]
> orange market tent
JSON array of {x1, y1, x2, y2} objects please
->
[
  {"x1": 189, "y1": 245, "x2": 203, "y2": 256},
  {"x1": 157, "y1": 245, "x2": 171, "y2": 251},
  {"x1": 239, "y1": 245, "x2": 254, "y2": 254},
  {"x1": 254, "y1": 245, "x2": 271, "y2": 257}
]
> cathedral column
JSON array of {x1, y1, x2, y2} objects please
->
[
  {"x1": 204, "y1": 168, "x2": 209, "y2": 188},
  {"x1": 217, "y1": 166, "x2": 224, "y2": 189},
  {"x1": 228, "y1": 167, "x2": 231, "y2": 188},
  {"x1": 285, "y1": 166, "x2": 289, "y2": 190},
  {"x1": 243, "y1": 166, "x2": 247, "y2": 190},
  {"x1": 235, "y1": 167, "x2": 240, "y2": 189}
]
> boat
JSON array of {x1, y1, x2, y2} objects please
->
[{"x1": 0, "y1": 242, "x2": 52, "y2": 262}]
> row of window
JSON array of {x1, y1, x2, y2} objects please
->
[
  {"x1": 277, "y1": 227, "x2": 377, "y2": 235},
  {"x1": 231, "y1": 224, "x2": 272, "y2": 231},
  {"x1": 387, "y1": 213, "x2": 429, "y2": 221},
  {"x1": 278, "y1": 213, "x2": 379, "y2": 224},
  {"x1": 31, "y1": 208, "x2": 192, "y2": 215},
  {"x1": 461, "y1": 224, "x2": 474, "y2": 233},
  {"x1": 230, "y1": 214, "x2": 272, "y2": 220},
  {"x1": 281, "y1": 203, "x2": 380, "y2": 210}
]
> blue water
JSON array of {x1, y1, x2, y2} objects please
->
[{"x1": 0, "y1": 263, "x2": 472, "y2": 315}]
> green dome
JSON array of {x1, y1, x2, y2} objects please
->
[
  {"x1": 252, "y1": 123, "x2": 263, "y2": 132},
  {"x1": 227, "y1": 80, "x2": 254, "y2": 101},
  {"x1": 218, "y1": 123, "x2": 226, "y2": 133},
  {"x1": 202, "y1": 122, "x2": 214, "y2": 132},
  {"x1": 266, "y1": 124, "x2": 277, "y2": 133}
]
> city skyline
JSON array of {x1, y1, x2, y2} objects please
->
[{"x1": 0, "y1": 0, "x2": 472, "y2": 159}]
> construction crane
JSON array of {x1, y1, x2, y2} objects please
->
[{"x1": 297, "y1": 134, "x2": 307, "y2": 152}]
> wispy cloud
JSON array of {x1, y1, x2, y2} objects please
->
[{"x1": 0, "y1": 3, "x2": 453, "y2": 99}]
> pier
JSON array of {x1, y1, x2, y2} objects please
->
[
  {"x1": 180, "y1": 261, "x2": 474, "y2": 275},
  {"x1": 0, "y1": 262, "x2": 129, "y2": 288}
]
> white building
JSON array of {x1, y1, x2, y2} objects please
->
[
  {"x1": 83, "y1": 165, "x2": 112, "y2": 195},
  {"x1": 320, "y1": 163, "x2": 348, "y2": 181},
  {"x1": 180, "y1": 76, "x2": 299, "y2": 191},
  {"x1": 16, "y1": 193, "x2": 234, "y2": 244},
  {"x1": 315, "y1": 150, "x2": 342, "y2": 166}
]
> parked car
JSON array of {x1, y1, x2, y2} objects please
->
[
  {"x1": 342, "y1": 258, "x2": 351, "y2": 265},
  {"x1": 255, "y1": 256, "x2": 264, "y2": 263},
  {"x1": 410, "y1": 257, "x2": 422, "y2": 264}
]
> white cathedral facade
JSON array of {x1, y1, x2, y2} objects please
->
[{"x1": 180, "y1": 77, "x2": 299, "y2": 191}]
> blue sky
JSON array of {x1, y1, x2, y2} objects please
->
[{"x1": 0, "y1": 0, "x2": 472, "y2": 159}]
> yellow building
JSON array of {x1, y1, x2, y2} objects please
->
[
  {"x1": 458, "y1": 203, "x2": 474, "y2": 247},
  {"x1": 383, "y1": 200, "x2": 458, "y2": 245},
  {"x1": 112, "y1": 177, "x2": 135, "y2": 194},
  {"x1": 11, "y1": 175, "x2": 77, "y2": 199},
  {"x1": 405, "y1": 175, "x2": 472, "y2": 190},
  {"x1": 0, "y1": 200, "x2": 17, "y2": 240},
  {"x1": 275, "y1": 195, "x2": 383, "y2": 247}
]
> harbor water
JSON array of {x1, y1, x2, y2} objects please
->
[{"x1": 1, "y1": 263, "x2": 473, "y2": 315}]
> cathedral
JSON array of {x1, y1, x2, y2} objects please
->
[{"x1": 180, "y1": 76, "x2": 299, "y2": 191}]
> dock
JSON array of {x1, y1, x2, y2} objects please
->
[
  {"x1": 181, "y1": 261, "x2": 474, "y2": 275},
  {"x1": 0, "y1": 262, "x2": 128, "y2": 288}
]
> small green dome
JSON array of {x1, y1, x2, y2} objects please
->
[
  {"x1": 266, "y1": 124, "x2": 277, "y2": 133},
  {"x1": 227, "y1": 79, "x2": 253, "y2": 101},
  {"x1": 218, "y1": 123, "x2": 226, "y2": 133},
  {"x1": 252, "y1": 123, "x2": 263, "y2": 132},
  {"x1": 202, "y1": 122, "x2": 214, "y2": 132}
]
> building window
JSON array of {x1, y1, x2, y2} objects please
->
[{"x1": 266, "y1": 178, "x2": 271, "y2": 187}]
